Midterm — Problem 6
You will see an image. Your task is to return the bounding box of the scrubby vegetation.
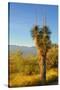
[8,44,58,87]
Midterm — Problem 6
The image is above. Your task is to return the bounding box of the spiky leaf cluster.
[31,25,51,56]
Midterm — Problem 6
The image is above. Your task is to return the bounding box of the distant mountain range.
[8,45,37,56]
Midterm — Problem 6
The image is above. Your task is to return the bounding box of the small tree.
[31,25,51,84]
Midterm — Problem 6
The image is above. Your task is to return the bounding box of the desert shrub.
[46,45,58,69]
[9,51,39,75]
[9,50,23,73]
[19,56,39,75]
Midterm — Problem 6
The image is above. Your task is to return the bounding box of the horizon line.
[9,42,58,48]
[8,44,35,47]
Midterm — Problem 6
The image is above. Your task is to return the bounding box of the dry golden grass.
[9,68,58,87]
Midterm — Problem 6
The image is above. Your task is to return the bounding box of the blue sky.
[9,3,58,46]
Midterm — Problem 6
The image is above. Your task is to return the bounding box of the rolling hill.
[8,45,37,57]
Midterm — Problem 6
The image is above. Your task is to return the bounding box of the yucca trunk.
[37,49,43,80]
[38,50,46,84]
[43,55,46,84]
[34,38,46,84]
[34,38,44,80]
